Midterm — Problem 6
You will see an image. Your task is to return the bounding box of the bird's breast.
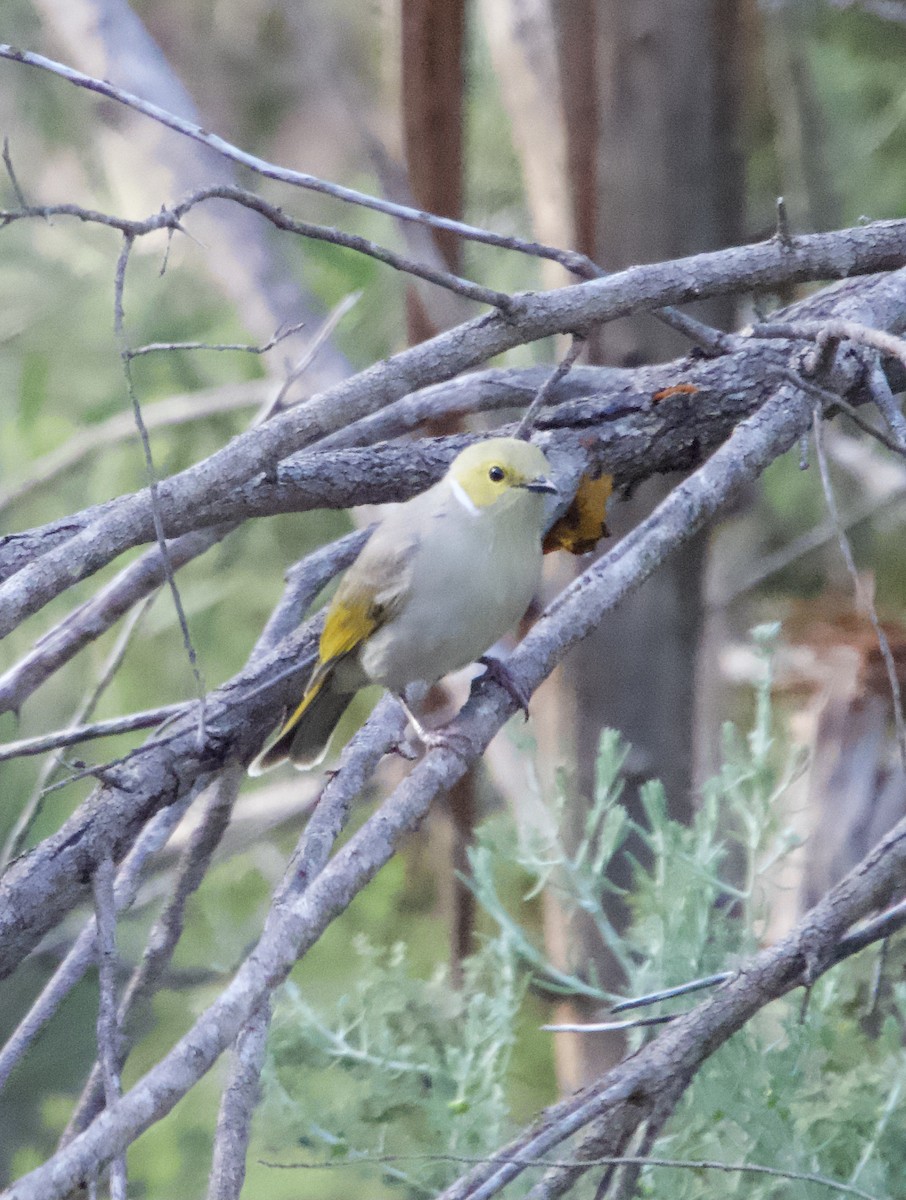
[359,501,543,692]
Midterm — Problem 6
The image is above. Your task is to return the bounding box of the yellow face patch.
[449,437,553,509]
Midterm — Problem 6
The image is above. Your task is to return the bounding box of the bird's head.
[447,437,557,511]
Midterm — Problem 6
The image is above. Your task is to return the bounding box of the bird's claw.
[389,738,419,761]
[419,726,474,760]
[478,654,531,720]
[392,720,473,762]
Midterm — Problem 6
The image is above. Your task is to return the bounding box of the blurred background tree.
[2,0,906,1195]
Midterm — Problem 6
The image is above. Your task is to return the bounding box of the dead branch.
[2,236,906,636]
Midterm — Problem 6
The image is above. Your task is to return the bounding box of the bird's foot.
[416,725,474,760]
[389,738,419,761]
[394,694,473,761]
[478,654,531,720]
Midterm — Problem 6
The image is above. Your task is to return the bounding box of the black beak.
[524,475,558,495]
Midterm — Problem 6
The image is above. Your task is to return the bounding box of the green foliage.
[810,7,906,222]
[263,935,524,1195]
[264,628,905,1197]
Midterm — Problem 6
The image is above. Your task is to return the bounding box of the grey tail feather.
[288,686,354,768]
[249,683,354,774]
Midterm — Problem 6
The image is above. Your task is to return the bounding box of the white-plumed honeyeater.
[249,437,557,773]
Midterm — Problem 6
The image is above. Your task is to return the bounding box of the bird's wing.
[312,520,422,683]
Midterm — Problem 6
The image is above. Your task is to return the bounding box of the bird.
[249,437,557,773]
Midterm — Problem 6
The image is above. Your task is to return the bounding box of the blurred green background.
[3,1,906,1195]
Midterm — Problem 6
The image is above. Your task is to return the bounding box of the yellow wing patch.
[263,594,383,755]
[318,592,382,668]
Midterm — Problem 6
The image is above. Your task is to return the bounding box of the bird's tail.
[249,674,354,774]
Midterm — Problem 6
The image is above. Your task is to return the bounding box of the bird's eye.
[488,465,505,482]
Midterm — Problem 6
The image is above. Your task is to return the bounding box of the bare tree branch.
[3,261,906,981]
[812,408,906,769]
[2,51,906,1191]
[0,45,596,278]
[112,233,208,744]
[0,596,156,867]
[264,1151,880,1200]
[0,791,196,1091]
[436,811,906,1200]
[90,857,127,1200]
[63,768,243,1143]
[19,0,350,382]
[207,998,272,1200]
[0,377,817,1196]
[0,528,230,717]
[0,705,188,762]
[3,236,906,635]
[0,525,363,1094]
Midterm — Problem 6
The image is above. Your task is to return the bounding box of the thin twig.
[713,486,906,607]
[609,972,732,1013]
[775,364,906,456]
[542,1014,676,1034]
[0,181,736,358]
[1,187,513,310]
[0,791,198,1094]
[812,406,906,772]
[832,896,906,960]
[651,306,740,356]
[768,321,906,449]
[113,234,207,746]
[0,703,188,762]
[754,317,906,376]
[256,290,362,423]
[0,47,595,277]
[1,136,28,209]
[261,1151,879,1200]
[570,894,906,1030]
[126,318,307,358]
[867,358,906,449]
[0,595,156,869]
[775,195,794,249]
[91,858,127,1200]
[514,335,587,439]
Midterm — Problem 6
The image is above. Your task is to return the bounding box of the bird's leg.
[394,692,472,760]
[477,654,531,720]
[396,692,433,743]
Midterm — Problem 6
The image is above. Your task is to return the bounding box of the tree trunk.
[557,0,747,1080]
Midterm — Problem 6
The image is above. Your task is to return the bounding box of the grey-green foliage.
[264,934,524,1196]
[264,627,906,1197]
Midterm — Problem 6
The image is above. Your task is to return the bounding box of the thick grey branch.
[2,259,904,982]
[0,380,820,1197]
[207,998,272,1200]
[3,228,906,635]
[63,769,243,1143]
[0,793,196,1092]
